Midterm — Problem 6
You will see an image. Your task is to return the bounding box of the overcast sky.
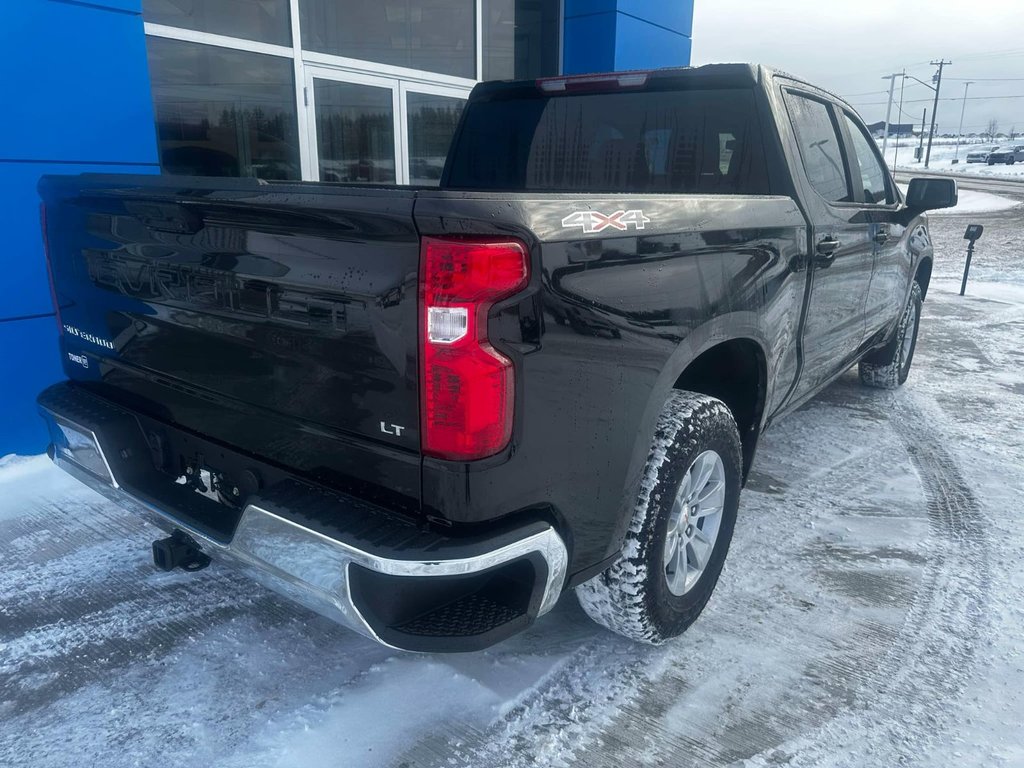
[691,0,1024,135]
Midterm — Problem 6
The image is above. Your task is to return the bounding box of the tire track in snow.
[579,393,991,767]
[396,383,990,768]
[0,492,303,718]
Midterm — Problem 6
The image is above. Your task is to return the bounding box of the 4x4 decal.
[562,209,651,234]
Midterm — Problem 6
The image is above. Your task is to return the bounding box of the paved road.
[1,213,1022,767]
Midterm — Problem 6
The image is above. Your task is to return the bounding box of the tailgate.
[39,175,422,473]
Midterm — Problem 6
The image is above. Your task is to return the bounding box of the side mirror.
[906,177,958,212]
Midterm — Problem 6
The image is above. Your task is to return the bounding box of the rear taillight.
[40,203,63,335]
[420,236,529,461]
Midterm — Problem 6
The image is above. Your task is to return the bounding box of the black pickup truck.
[37,64,956,652]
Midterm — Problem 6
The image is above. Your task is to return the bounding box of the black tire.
[859,281,923,389]
[576,392,742,644]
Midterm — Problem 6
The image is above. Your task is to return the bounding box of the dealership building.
[2,0,694,453]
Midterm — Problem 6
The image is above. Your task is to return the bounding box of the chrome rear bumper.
[39,384,568,652]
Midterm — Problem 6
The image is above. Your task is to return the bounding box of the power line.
[848,94,1024,106]
[838,89,890,98]
[945,77,1024,82]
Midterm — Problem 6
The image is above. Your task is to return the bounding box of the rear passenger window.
[843,113,893,204]
[446,88,772,194]
[786,93,851,203]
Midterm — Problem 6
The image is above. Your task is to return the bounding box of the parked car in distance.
[988,145,1023,165]
[37,64,957,652]
[967,145,999,163]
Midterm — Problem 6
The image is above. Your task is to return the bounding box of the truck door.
[837,109,907,338]
[782,90,876,399]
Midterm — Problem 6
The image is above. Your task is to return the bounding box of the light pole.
[893,70,907,169]
[953,81,973,164]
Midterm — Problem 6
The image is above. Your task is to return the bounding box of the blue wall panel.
[616,0,693,36]
[0,317,66,453]
[0,2,157,163]
[0,1,159,456]
[613,13,693,72]
[563,0,694,74]
[562,12,618,75]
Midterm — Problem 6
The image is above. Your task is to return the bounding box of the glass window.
[300,0,475,79]
[483,0,560,81]
[313,80,396,184]
[407,92,466,185]
[445,88,771,194]
[143,0,291,46]
[786,94,851,203]
[843,113,892,204]
[146,37,300,180]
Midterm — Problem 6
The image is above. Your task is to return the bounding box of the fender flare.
[623,313,773,509]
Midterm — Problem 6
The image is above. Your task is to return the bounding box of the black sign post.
[961,224,984,296]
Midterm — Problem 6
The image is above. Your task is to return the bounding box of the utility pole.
[881,73,903,159]
[918,108,927,163]
[953,81,973,164]
[925,59,952,168]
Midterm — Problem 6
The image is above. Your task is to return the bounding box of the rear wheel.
[859,281,923,389]
[576,392,742,644]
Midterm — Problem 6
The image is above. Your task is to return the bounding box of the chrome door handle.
[816,238,840,261]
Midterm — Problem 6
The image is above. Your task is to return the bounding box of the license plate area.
[174,463,235,508]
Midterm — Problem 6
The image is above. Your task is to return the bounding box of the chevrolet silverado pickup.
[36,64,957,652]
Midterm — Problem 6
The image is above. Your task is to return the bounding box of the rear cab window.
[444,85,772,195]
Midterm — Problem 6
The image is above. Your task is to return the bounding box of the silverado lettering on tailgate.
[84,251,351,333]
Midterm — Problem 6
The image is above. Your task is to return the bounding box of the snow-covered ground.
[1,199,1023,767]
[896,183,1022,216]
[881,138,1024,179]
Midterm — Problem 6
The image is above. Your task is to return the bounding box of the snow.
[2,206,1024,766]
[930,189,1020,215]
[881,137,1024,179]
[895,183,1021,215]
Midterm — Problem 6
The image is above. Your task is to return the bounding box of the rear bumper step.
[37,382,568,652]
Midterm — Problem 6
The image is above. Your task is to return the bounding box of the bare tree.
[986,118,999,138]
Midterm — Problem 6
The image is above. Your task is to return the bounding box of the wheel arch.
[628,320,772,492]
[915,254,933,300]
[671,337,769,480]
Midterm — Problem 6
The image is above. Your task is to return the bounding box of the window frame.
[782,88,857,207]
[144,0,479,183]
[839,109,899,207]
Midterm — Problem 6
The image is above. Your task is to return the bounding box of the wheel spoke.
[678,468,693,503]
[692,454,716,495]
[688,534,712,572]
[667,543,687,593]
[695,480,724,505]
[664,529,679,564]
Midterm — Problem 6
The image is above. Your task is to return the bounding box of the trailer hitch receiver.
[152,530,211,572]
